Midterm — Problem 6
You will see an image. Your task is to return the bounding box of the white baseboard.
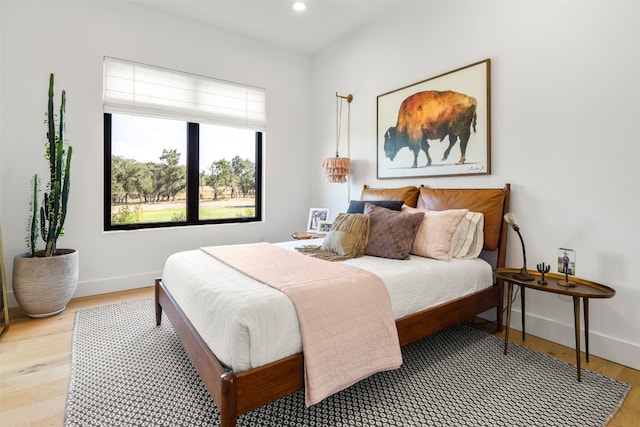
[6,271,160,308]
[73,272,160,297]
[484,308,640,371]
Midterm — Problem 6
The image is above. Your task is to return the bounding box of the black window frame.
[104,113,263,231]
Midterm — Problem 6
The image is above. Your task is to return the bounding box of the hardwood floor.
[1,287,638,426]
[1,287,151,427]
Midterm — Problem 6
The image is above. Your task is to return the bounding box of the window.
[103,57,264,230]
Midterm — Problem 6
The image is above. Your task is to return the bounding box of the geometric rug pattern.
[65,298,630,426]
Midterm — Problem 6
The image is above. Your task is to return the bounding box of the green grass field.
[112,204,255,224]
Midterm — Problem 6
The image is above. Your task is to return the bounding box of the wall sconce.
[322,93,353,183]
[503,212,535,281]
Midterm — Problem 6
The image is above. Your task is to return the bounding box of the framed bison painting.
[377,59,491,178]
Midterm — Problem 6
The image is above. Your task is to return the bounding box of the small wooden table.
[494,268,615,381]
[291,231,324,240]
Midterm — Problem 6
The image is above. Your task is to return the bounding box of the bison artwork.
[384,90,477,168]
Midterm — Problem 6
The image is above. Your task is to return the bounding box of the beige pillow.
[321,213,370,258]
[451,212,485,259]
[403,206,469,261]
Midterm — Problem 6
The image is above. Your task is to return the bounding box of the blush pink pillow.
[403,206,469,261]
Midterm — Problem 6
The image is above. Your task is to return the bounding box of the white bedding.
[161,239,493,372]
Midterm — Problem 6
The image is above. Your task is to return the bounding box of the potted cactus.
[12,73,77,318]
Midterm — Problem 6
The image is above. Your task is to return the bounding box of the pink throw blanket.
[201,242,402,406]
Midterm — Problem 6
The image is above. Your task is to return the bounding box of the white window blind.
[103,57,266,130]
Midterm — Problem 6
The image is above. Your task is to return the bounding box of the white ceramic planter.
[12,249,79,318]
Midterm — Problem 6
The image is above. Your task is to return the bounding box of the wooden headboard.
[361,184,511,268]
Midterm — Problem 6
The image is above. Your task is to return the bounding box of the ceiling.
[131,0,402,54]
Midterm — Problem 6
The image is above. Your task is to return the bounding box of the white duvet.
[161,239,493,372]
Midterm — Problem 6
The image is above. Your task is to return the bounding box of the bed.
[155,184,511,427]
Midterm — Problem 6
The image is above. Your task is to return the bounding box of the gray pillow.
[346,200,404,214]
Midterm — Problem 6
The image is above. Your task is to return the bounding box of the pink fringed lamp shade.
[324,93,353,183]
[322,156,351,183]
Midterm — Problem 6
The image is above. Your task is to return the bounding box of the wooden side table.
[291,231,324,240]
[494,268,615,381]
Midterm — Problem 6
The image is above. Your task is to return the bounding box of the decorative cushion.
[451,212,485,259]
[403,206,469,261]
[346,200,404,214]
[416,186,506,251]
[321,213,370,258]
[361,185,419,208]
[364,203,424,260]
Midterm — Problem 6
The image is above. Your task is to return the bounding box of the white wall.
[0,1,312,300]
[311,1,640,369]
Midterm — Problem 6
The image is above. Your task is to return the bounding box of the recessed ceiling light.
[293,2,306,12]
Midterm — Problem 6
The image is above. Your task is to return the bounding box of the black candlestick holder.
[559,268,577,287]
[536,262,550,285]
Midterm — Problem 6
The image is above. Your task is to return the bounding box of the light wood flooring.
[1,287,638,426]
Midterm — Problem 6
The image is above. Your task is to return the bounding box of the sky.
[111,114,256,171]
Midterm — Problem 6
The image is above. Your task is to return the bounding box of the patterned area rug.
[65,298,630,426]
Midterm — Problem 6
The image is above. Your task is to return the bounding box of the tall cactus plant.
[28,73,72,257]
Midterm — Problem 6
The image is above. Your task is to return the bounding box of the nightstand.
[494,268,615,381]
[291,231,324,240]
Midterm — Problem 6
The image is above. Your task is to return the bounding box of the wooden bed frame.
[155,184,511,427]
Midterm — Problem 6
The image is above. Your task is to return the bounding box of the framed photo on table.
[307,208,330,233]
[317,220,333,234]
[377,59,491,179]
[558,248,576,275]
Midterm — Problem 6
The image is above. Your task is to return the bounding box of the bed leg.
[154,278,163,326]
[219,409,237,427]
[219,372,238,427]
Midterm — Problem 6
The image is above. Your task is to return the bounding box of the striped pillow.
[451,212,485,259]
